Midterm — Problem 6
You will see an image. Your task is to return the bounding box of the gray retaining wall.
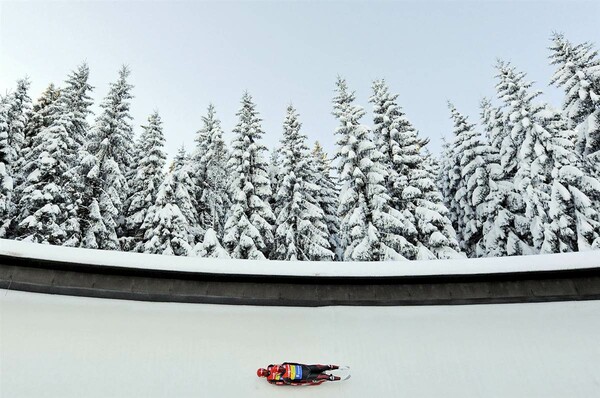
[1,254,600,306]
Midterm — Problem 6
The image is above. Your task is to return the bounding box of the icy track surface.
[2,290,600,397]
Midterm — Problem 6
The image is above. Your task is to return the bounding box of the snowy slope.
[2,289,599,398]
[1,238,599,278]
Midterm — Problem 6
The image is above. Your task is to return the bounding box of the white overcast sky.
[1,1,599,163]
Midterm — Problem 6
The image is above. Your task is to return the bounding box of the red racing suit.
[266,363,334,386]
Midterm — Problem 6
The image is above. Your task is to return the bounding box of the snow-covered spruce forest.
[1,33,599,261]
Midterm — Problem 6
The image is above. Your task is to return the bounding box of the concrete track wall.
[2,253,600,306]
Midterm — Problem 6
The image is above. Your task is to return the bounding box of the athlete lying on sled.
[256,363,342,386]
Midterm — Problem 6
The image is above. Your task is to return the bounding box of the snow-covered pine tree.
[422,150,449,215]
[12,83,58,204]
[370,79,416,203]
[192,104,230,239]
[446,102,489,256]
[120,135,144,238]
[173,158,202,243]
[333,77,412,261]
[480,97,508,152]
[60,63,95,247]
[172,144,190,172]
[437,138,455,220]
[479,90,535,257]
[82,198,108,250]
[167,145,203,242]
[444,106,470,250]
[267,149,284,215]
[273,105,333,261]
[542,111,600,252]
[8,84,59,240]
[190,109,210,231]
[494,60,600,253]
[422,148,440,178]
[477,98,533,257]
[416,148,463,259]
[194,228,230,258]
[0,98,12,237]
[223,92,275,260]
[4,78,32,171]
[370,80,460,259]
[137,160,199,254]
[20,84,60,167]
[94,65,135,200]
[312,141,341,260]
[0,78,33,237]
[121,111,167,251]
[13,85,77,244]
[78,156,123,250]
[140,171,194,256]
[62,63,94,149]
[495,61,557,252]
[78,67,133,250]
[549,33,600,174]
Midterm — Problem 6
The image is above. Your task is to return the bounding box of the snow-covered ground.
[2,238,599,277]
[2,289,600,398]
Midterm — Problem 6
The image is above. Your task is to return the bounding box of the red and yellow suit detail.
[267,364,322,386]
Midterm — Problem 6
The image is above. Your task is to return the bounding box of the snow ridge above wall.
[1,238,599,278]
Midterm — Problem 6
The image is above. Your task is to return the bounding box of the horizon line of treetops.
[1,32,599,261]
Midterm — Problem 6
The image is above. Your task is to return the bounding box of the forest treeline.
[1,33,599,261]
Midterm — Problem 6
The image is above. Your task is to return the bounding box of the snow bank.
[2,238,599,277]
